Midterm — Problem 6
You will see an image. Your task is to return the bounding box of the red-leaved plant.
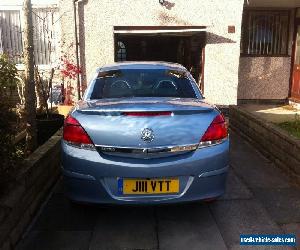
[59,42,82,105]
[60,59,81,80]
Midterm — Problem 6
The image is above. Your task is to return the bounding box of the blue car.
[61,62,229,204]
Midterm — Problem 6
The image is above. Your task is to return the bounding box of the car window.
[89,69,197,99]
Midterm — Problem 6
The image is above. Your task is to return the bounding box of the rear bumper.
[63,166,228,204]
[61,140,229,204]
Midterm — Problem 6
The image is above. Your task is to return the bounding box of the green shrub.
[0,54,19,96]
[0,54,23,192]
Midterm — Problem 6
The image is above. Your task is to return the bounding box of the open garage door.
[114,26,206,91]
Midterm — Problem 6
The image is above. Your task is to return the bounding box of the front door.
[291,20,300,100]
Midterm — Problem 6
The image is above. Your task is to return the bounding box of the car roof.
[97,61,187,72]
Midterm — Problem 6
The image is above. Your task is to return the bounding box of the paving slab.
[230,133,291,188]
[156,203,227,250]
[89,206,157,250]
[33,193,98,231]
[281,223,300,249]
[17,231,91,250]
[252,188,300,225]
[53,178,64,194]
[209,199,285,250]
[220,169,253,201]
[229,244,294,250]
[16,131,299,250]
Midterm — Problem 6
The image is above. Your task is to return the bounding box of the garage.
[114,26,207,91]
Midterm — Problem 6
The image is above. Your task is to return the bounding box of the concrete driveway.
[17,133,300,250]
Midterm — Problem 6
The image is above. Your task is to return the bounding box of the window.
[116,41,126,61]
[90,69,197,99]
[241,10,289,56]
[31,8,61,65]
[0,7,60,65]
[0,10,23,63]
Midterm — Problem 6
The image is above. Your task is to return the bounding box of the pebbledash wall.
[238,57,291,100]
[59,0,244,105]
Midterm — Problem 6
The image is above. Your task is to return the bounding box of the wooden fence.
[0,7,60,65]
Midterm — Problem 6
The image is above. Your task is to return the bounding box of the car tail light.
[199,114,228,147]
[63,115,94,149]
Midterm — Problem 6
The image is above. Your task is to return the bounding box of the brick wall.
[230,106,300,185]
[0,131,61,250]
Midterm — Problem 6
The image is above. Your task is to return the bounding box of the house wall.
[238,57,291,100]
[238,9,295,101]
[59,0,244,105]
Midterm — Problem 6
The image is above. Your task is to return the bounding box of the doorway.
[291,12,300,101]
[114,29,206,90]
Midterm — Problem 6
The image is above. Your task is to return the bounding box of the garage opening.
[114,26,206,91]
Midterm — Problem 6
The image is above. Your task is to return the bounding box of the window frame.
[241,8,291,57]
[0,5,60,67]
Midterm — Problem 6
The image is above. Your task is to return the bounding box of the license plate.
[118,178,179,195]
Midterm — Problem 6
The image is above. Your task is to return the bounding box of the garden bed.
[277,119,300,139]
[0,130,62,249]
[230,106,300,186]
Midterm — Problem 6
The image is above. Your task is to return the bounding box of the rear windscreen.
[89,69,197,99]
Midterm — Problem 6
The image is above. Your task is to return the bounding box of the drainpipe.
[73,0,81,100]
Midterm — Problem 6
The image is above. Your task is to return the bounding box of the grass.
[277,115,300,139]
